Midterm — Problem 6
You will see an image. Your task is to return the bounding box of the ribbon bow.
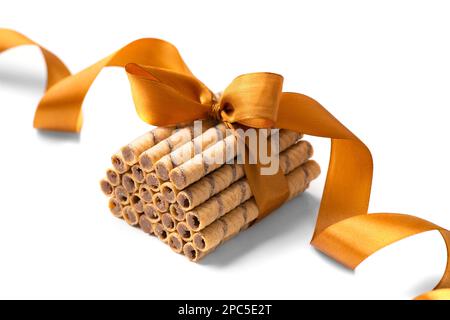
[1,29,449,300]
[126,63,283,129]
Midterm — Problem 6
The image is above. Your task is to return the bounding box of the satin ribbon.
[1,28,449,300]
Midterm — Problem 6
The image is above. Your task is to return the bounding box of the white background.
[1,0,449,300]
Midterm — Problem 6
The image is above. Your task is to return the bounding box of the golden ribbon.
[1,29,449,300]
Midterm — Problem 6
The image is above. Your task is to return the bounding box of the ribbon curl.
[1,28,449,299]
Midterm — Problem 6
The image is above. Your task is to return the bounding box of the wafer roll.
[106,169,121,186]
[139,184,153,203]
[161,213,177,232]
[168,233,185,253]
[154,223,168,242]
[169,134,237,190]
[160,182,178,204]
[131,165,145,183]
[145,172,162,192]
[176,164,244,211]
[176,222,193,241]
[186,179,252,231]
[100,179,114,196]
[143,203,161,223]
[122,173,138,194]
[130,194,144,213]
[111,153,129,174]
[185,140,313,231]
[114,186,129,205]
[153,193,169,212]
[169,203,186,221]
[122,206,140,226]
[183,242,211,262]
[139,215,154,234]
[154,123,229,180]
[139,121,214,172]
[170,130,301,191]
[108,197,123,218]
[192,160,321,254]
[121,127,175,165]
[176,132,303,210]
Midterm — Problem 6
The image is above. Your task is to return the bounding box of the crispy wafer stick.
[139,184,153,203]
[131,165,146,183]
[185,140,314,231]
[114,186,129,205]
[139,121,215,172]
[122,206,140,226]
[183,242,211,262]
[154,223,168,242]
[176,138,306,211]
[111,153,129,174]
[143,203,161,223]
[169,134,237,190]
[139,215,154,234]
[168,233,185,253]
[154,123,229,180]
[186,179,252,231]
[153,193,169,212]
[169,203,186,221]
[121,127,175,165]
[130,194,144,213]
[191,160,321,254]
[100,179,114,196]
[161,213,177,232]
[176,222,193,241]
[106,169,121,186]
[108,198,123,218]
[160,182,178,203]
[122,173,139,194]
[176,164,244,211]
[169,130,301,191]
[145,172,162,192]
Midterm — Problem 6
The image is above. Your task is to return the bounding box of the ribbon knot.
[208,94,223,122]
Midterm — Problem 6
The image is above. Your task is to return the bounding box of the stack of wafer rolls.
[100,121,320,261]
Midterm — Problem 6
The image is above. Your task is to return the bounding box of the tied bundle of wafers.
[100,121,320,261]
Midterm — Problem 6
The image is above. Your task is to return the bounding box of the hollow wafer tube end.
[100,179,114,196]
[139,215,154,234]
[168,233,184,253]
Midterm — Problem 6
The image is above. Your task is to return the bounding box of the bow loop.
[220,72,284,128]
[126,65,284,129]
[125,63,214,126]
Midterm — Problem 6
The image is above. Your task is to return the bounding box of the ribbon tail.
[0,28,71,90]
[277,92,450,299]
[1,29,194,132]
